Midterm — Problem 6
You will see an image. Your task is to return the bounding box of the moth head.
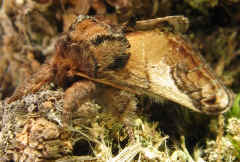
[62,15,130,78]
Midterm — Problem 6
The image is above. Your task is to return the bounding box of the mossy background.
[0,0,240,161]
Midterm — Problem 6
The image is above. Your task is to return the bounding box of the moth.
[7,15,234,124]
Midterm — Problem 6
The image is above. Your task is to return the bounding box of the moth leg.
[63,81,96,127]
[7,64,54,103]
[135,16,189,33]
[96,87,138,141]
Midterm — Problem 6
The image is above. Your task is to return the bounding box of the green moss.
[227,135,240,159]
[226,93,240,118]
[184,0,218,14]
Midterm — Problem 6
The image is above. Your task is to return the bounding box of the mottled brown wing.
[65,16,234,114]
[77,28,233,114]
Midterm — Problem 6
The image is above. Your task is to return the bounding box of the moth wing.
[76,19,233,114]
[134,16,189,33]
